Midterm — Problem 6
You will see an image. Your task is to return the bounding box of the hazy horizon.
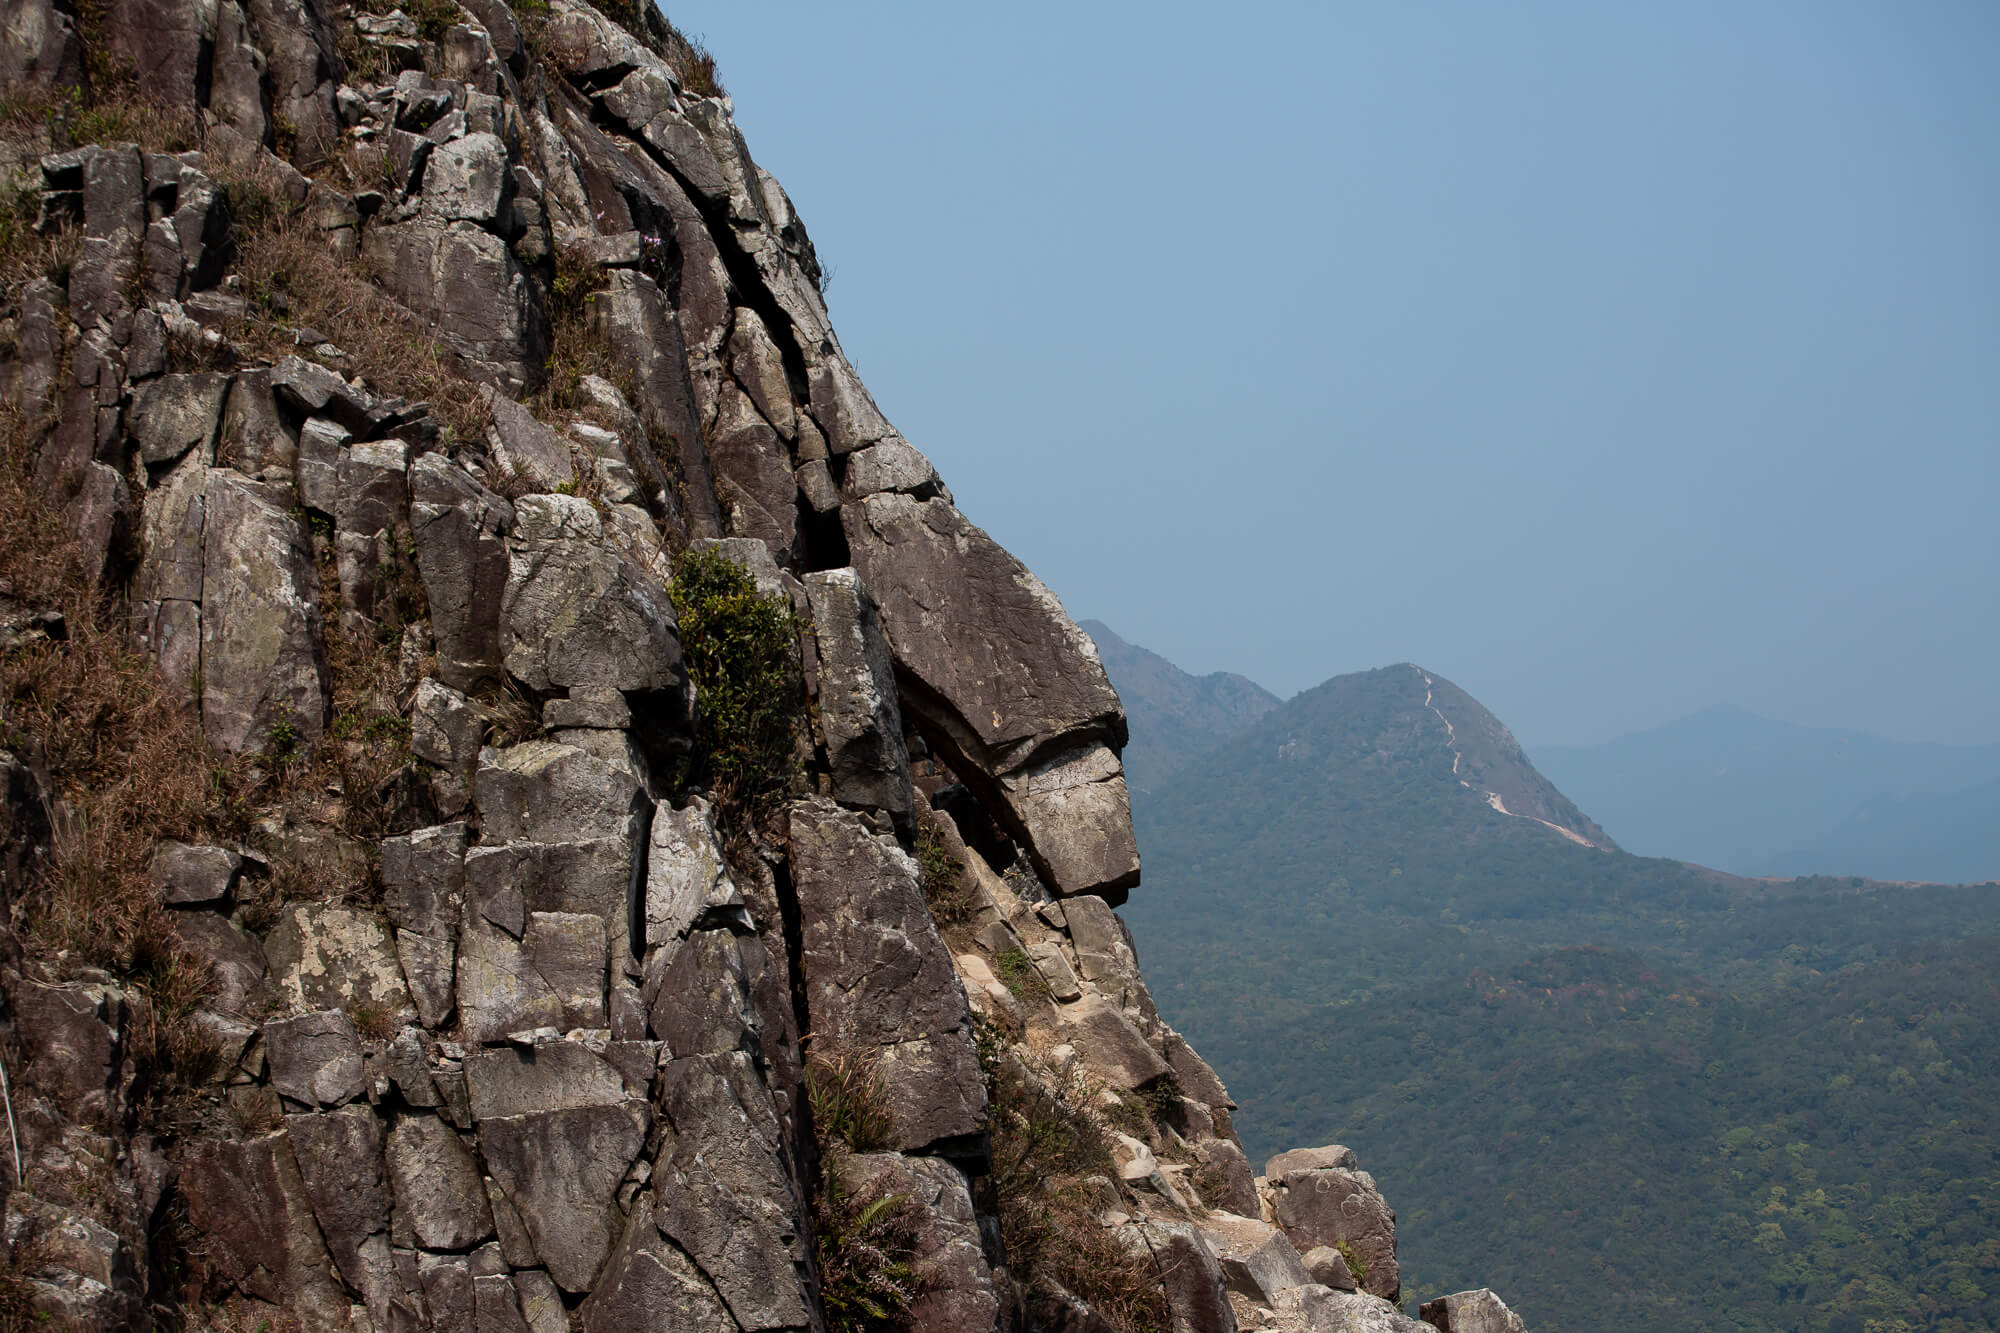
[668,1,1999,749]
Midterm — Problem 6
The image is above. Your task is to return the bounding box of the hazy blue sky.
[666,2,1998,747]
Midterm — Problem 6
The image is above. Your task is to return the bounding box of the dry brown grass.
[0,405,250,1124]
[979,1026,1173,1333]
[210,152,491,444]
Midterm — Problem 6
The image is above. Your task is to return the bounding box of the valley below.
[1096,633,2000,1333]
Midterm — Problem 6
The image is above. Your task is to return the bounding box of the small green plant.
[813,1168,924,1333]
[667,546,804,804]
[993,947,1048,1002]
[264,718,302,765]
[914,816,969,926]
[1336,1239,1369,1286]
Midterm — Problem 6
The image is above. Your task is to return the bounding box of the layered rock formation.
[0,2,1527,1330]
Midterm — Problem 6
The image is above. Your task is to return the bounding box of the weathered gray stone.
[171,912,268,1019]
[420,1252,476,1331]
[479,1101,648,1293]
[0,0,83,90]
[15,982,124,1126]
[525,911,609,1030]
[421,131,509,223]
[1025,940,1084,1002]
[386,1026,440,1108]
[1201,1213,1313,1307]
[1193,1138,1262,1219]
[1121,1217,1237,1333]
[579,1200,736,1333]
[789,799,984,1150]
[264,1010,366,1107]
[458,919,567,1043]
[487,389,577,490]
[707,381,797,560]
[219,368,297,477]
[1266,1145,1358,1177]
[1267,1155,1401,1304]
[335,437,412,626]
[364,217,548,393]
[1418,1289,1529,1333]
[149,840,242,906]
[295,415,349,516]
[588,269,717,536]
[804,569,913,820]
[387,1113,495,1251]
[843,437,947,501]
[265,904,417,1025]
[287,1105,393,1313]
[502,495,687,706]
[1061,892,1157,1021]
[645,927,762,1059]
[543,686,631,731]
[463,1041,635,1121]
[412,678,485,813]
[642,796,747,953]
[1301,1246,1359,1293]
[1057,994,1169,1091]
[128,373,229,467]
[842,493,1137,898]
[476,740,648,845]
[410,453,514,689]
[1,1192,144,1329]
[198,471,328,755]
[653,1052,814,1331]
[1276,1285,1428,1333]
[181,1129,350,1324]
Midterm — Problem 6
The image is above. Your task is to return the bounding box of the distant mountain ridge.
[1079,620,1280,792]
[1101,630,2000,1330]
[1533,704,2000,882]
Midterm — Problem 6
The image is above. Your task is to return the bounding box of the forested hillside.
[1114,657,2000,1332]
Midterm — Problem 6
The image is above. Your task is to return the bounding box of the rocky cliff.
[0,4,1527,1330]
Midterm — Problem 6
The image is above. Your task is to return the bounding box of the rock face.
[0,5,1535,1331]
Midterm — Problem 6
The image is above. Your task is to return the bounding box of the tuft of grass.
[914,816,970,928]
[666,546,804,807]
[0,405,254,1124]
[993,947,1049,1003]
[805,1048,894,1154]
[211,151,490,444]
[976,1026,1170,1333]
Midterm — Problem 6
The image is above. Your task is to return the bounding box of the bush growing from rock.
[667,546,802,804]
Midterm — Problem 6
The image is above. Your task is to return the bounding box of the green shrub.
[666,547,803,804]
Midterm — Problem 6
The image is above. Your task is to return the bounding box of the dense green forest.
[1118,663,2000,1332]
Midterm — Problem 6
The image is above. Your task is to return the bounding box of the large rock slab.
[501,494,687,708]
[1418,1290,1529,1333]
[479,1101,648,1293]
[387,1113,495,1251]
[263,1010,365,1108]
[410,453,514,691]
[363,217,548,393]
[787,799,984,1150]
[842,493,1138,898]
[652,1052,814,1332]
[1265,1154,1402,1304]
[264,904,416,1026]
[803,569,912,820]
[198,471,328,754]
[180,1130,350,1325]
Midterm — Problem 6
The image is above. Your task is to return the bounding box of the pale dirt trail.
[1418,665,1602,850]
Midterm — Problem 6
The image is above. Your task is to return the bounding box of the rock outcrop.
[0,4,1532,1331]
